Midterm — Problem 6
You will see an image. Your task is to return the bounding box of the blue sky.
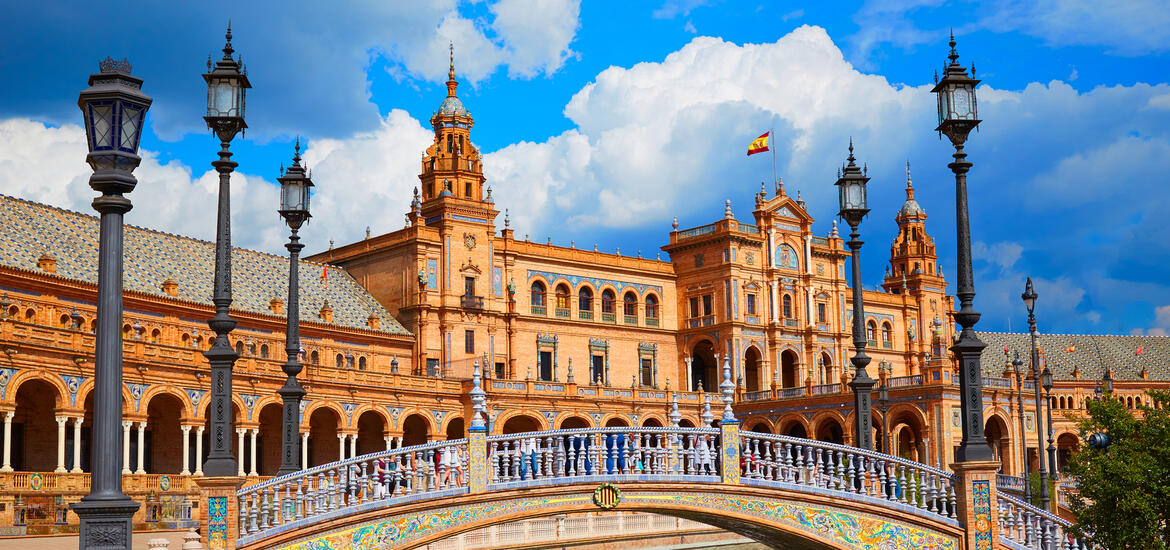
[2,0,1169,337]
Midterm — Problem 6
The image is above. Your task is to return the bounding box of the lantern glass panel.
[936,90,949,126]
[844,181,865,211]
[89,103,114,150]
[118,104,142,152]
[208,78,239,118]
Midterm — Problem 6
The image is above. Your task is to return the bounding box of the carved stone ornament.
[464,232,477,250]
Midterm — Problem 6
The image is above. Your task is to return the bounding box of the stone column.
[135,421,147,474]
[54,416,68,473]
[952,460,1001,550]
[248,429,258,476]
[180,425,192,476]
[301,432,309,470]
[194,426,205,476]
[0,412,13,472]
[122,421,132,475]
[337,433,346,462]
[349,434,357,459]
[71,417,83,473]
[769,282,779,323]
[384,436,392,451]
[235,429,246,477]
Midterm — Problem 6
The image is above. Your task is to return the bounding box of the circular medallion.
[593,483,621,510]
[29,473,42,491]
[159,474,171,491]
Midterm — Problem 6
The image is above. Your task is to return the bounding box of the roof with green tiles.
[0,194,410,336]
[979,332,1169,382]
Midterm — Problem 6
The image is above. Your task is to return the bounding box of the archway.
[678,419,696,428]
[984,415,1010,473]
[818,352,833,385]
[814,418,844,445]
[401,414,431,447]
[884,409,926,462]
[781,349,799,388]
[1056,433,1078,473]
[357,411,386,455]
[558,416,590,430]
[501,415,542,435]
[445,418,465,441]
[309,407,341,467]
[256,404,283,476]
[748,421,772,434]
[690,340,716,392]
[145,393,185,474]
[780,420,807,439]
[604,417,630,428]
[12,379,62,472]
[744,347,762,392]
[642,418,663,428]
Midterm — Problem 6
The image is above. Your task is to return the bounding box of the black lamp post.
[276,140,313,475]
[931,33,992,463]
[1022,277,1049,508]
[836,140,874,451]
[1011,350,1031,502]
[202,25,251,477]
[1041,366,1056,478]
[71,57,152,550]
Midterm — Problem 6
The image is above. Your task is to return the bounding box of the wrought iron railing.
[886,374,924,387]
[676,223,717,240]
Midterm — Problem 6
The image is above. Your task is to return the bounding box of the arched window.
[150,328,161,343]
[310,350,319,365]
[866,321,877,343]
[122,324,132,339]
[782,295,792,318]
[645,294,659,325]
[601,289,616,321]
[24,308,35,321]
[358,356,367,370]
[235,341,245,355]
[881,322,892,347]
[531,281,546,313]
[260,344,269,359]
[623,291,638,321]
[181,333,191,346]
[336,353,345,369]
[555,284,570,312]
[579,287,594,316]
[59,314,70,328]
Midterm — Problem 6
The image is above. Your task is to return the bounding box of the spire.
[292,136,302,165]
[724,199,733,219]
[222,21,234,60]
[906,160,914,199]
[446,42,459,98]
[948,29,960,65]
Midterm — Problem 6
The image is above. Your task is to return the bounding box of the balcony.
[555,307,570,318]
[579,310,594,320]
[784,319,798,328]
[646,317,659,327]
[624,315,638,325]
[531,305,547,315]
[686,316,715,328]
[601,312,616,322]
[461,294,484,309]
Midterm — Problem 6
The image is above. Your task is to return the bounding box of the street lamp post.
[878,379,890,454]
[71,57,152,550]
[1022,277,1049,508]
[1041,366,1056,480]
[202,25,251,477]
[1011,351,1031,503]
[931,33,992,463]
[276,140,313,475]
[836,140,874,451]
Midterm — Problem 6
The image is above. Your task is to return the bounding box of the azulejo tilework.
[207,496,229,550]
[971,480,992,550]
[270,488,956,550]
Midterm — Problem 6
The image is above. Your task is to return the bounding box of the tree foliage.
[1066,390,1170,549]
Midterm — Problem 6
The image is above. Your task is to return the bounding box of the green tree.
[1066,389,1170,549]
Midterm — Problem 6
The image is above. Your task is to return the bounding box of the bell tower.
[883,162,941,294]
[416,44,493,226]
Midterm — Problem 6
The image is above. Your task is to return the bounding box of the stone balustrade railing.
[235,438,470,543]
[740,432,958,523]
[997,493,1093,549]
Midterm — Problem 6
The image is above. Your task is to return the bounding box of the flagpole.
[770,128,777,191]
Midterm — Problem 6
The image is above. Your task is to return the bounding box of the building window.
[645,294,659,326]
[358,356,367,370]
[555,284,570,317]
[601,289,616,321]
[531,281,546,314]
[259,344,269,359]
[881,322,893,348]
[335,353,344,369]
[623,291,638,323]
[640,358,654,386]
[464,181,472,198]
[702,295,713,316]
[817,303,827,324]
[689,297,699,318]
[539,350,553,381]
[465,329,475,353]
[495,362,506,379]
[746,294,756,315]
[310,350,319,365]
[579,287,594,319]
[782,295,792,318]
[866,320,877,344]
[591,355,605,384]
[236,341,246,355]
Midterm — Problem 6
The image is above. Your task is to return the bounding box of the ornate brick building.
[0,58,1166,535]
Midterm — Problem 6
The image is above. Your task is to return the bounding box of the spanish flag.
[747,131,770,156]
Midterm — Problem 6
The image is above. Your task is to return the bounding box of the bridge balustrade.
[740,433,958,521]
[997,493,1092,549]
[486,427,721,485]
[235,439,470,539]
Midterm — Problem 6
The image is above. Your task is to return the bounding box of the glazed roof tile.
[0,194,409,336]
[979,331,1169,382]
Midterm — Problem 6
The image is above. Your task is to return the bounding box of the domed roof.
[899,198,925,217]
[438,96,467,116]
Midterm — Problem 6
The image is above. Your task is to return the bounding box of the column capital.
[122,420,132,429]
[3,411,12,421]
[249,428,258,435]
[72,416,85,425]
[137,420,148,429]
[56,416,68,425]
[196,425,206,434]
[181,424,192,433]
